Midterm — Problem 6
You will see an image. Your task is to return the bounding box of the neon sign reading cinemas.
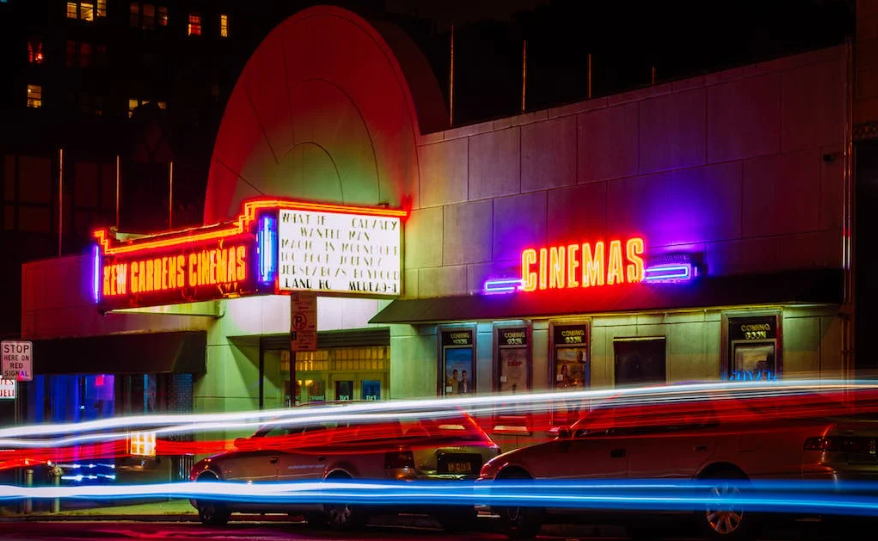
[520,237,645,292]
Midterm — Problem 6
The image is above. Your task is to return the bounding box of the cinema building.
[16,6,852,476]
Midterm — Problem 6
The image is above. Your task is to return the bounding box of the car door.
[532,405,628,480]
[220,428,282,483]
[625,401,719,479]
[276,422,334,482]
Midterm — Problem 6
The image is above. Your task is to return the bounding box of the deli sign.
[2,340,32,382]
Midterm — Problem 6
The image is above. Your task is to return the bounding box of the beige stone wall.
[389,305,844,415]
[406,45,847,300]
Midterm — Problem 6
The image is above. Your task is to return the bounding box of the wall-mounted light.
[642,262,697,283]
[92,244,101,304]
[483,278,523,294]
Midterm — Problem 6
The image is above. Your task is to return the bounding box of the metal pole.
[521,39,527,114]
[449,25,454,127]
[58,148,63,256]
[843,36,855,385]
[24,469,33,514]
[115,155,120,229]
[51,465,61,513]
[587,53,592,99]
[168,161,174,229]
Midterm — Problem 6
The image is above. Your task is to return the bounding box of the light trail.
[2,379,876,450]
[1,479,878,517]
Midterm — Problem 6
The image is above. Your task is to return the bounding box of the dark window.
[613,337,666,387]
[143,4,155,29]
[80,42,92,67]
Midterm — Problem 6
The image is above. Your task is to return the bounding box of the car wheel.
[496,470,543,540]
[195,473,230,526]
[322,474,368,531]
[699,469,755,540]
[323,502,368,531]
[435,505,478,532]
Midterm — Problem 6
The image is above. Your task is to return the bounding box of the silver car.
[189,403,500,531]
[478,385,878,540]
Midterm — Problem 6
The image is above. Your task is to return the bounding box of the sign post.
[289,292,317,407]
[2,340,33,382]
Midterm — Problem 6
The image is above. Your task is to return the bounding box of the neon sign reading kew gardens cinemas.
[93,198,408,312]
[520,237,644,291]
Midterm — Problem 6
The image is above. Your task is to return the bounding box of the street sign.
[1,340,33,382]
[290,292,317,351]
[0,378,15,400]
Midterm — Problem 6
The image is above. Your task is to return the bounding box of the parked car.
[478,385,878,540]
[189,402,500,531]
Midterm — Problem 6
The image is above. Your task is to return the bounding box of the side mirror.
[549,426,571,439]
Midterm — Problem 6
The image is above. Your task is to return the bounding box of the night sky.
[375,0,856,125]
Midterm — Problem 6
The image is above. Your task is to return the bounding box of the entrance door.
[613,337,667,387]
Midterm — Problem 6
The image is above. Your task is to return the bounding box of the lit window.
[28,39,44,64]
[187,14,201,36]
[143,4,155,29]
[97,0,106,18]
[94,96,104,116]
[68,2,95,22]
[128,98,139,118]
[158,6,168,26]
[129,2,139,27]
[158,101,167,110]
[220,14,229,38]
[80,2,94,21]
[27,85,42,108]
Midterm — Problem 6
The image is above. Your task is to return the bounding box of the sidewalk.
[0,499,198,522]
[0,501,629,538]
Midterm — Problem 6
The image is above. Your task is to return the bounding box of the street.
[0,516,864,541]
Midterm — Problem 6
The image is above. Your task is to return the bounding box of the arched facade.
[204,5,447,224]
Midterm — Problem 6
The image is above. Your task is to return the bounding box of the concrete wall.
[406,45,847,299]
[21,254,211,339]
[391,305,843,451]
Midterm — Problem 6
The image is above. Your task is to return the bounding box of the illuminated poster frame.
[437,325,477,397]
[721,310,783,381]
[548,320,590,426]
[93,198,408,313]
[491,322,532,436]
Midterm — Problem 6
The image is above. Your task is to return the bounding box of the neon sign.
[93,198,408,312]
[520,238,645,292]
[483,240,702,294]
[643,262,697,283]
